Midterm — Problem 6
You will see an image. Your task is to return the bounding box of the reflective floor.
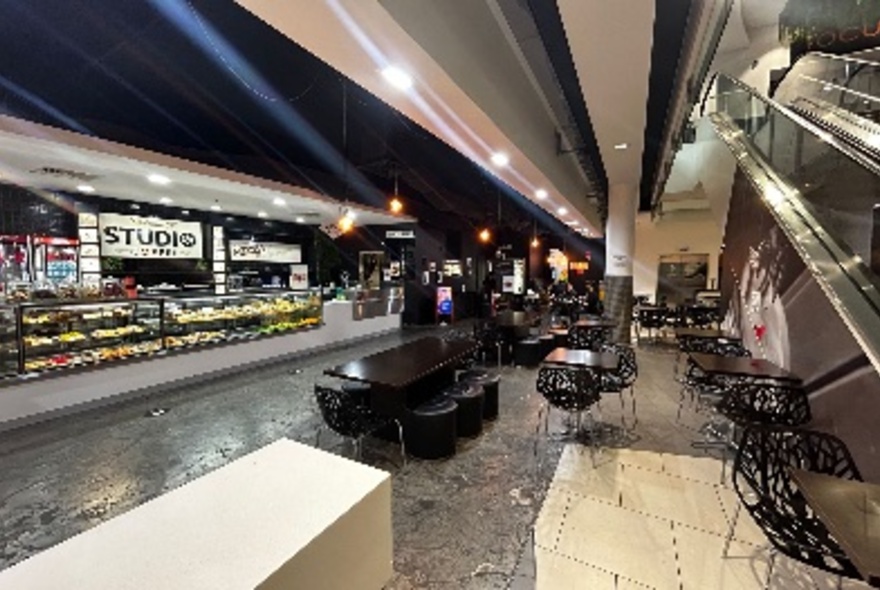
[0,330,872,589]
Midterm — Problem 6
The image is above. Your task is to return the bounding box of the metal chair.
[599,342,638,430]
[314,384,405,465]
[725,425,863,586]
[534,365,602,466]
[568,325,608,351]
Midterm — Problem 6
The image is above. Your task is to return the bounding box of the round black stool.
[514,339,542,367]
[446,383,485,437]
[538,334,555,358]
[341,381,371,406]
[405,397,458,460]
[551,330,568,349]
[459,369,500,421]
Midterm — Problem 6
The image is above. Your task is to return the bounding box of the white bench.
[0,439,393,589]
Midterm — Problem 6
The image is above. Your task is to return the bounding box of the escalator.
[707,52,880,373]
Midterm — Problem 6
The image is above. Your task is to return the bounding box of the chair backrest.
[537,365,601,411]
[734,425,862,576]
[601,343,638,387]
[718,382,811,427]
[314,384,383,439]
[568,325,607,351]
[708,338,751,357]
[639,308,666,328]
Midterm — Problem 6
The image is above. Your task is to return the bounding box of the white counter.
[0,439,393,590]
[0,301,400,430]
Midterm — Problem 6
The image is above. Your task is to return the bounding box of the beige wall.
[633,210,724,300]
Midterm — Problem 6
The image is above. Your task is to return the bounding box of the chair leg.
[722,500,741,558]
[315,425,323,450]
[393,419,407,468]
[534,403,547,471]
[765,548,777,590]
[354,436,363,461]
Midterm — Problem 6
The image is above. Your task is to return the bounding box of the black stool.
[446,383,485,438]
[551,330,568,350]
[405,397,458,460]
[538,334,555,358]
[460,370,500,421]
[341,381,371,405]
[514,339,542,368]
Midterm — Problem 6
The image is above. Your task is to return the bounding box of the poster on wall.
[289,264,309,290]
[436,286,453,317]
[229,240,301,264]
[99,213,203,259]
[359,251,384,290]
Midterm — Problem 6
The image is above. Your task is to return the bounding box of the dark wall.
[722,169,880,481]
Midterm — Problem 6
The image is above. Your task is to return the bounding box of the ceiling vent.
[30,167,99,182]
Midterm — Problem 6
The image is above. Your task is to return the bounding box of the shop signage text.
[385,230,415,239]
[229,240,302,264]
[99,213,203,259]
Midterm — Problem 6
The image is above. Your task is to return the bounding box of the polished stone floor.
[0,331,871,589]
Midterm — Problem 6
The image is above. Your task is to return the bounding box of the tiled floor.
[0,331,874,589]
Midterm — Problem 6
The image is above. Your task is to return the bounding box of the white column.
[604,184,637,342]
[605,184,637,277]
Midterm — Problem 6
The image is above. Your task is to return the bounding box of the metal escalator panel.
[711,74,880,372]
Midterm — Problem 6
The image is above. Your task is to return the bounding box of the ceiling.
[0,115,409,226]
[0,0,713,242]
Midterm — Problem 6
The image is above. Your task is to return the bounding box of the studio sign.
[99,213,203,259]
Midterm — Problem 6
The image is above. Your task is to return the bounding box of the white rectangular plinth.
[0,439,393,590]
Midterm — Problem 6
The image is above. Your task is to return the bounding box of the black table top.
[542,348,619,371]
[494,311,534,327]
[675,328,740,340]
[325,337,477,389]
[689,352,801,383]
[791,469,880,586]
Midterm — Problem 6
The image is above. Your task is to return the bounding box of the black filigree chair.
[599,343,638,430]
[568,325,608,351]
[534,365,602,463]
[637,307,666,343]
[474,322,503,367]
[314,384,405,465]
[726,425,863,585]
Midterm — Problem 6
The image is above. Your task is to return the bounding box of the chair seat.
[446,383,484,437]
[406,397,458,460]
[413,396,458,416]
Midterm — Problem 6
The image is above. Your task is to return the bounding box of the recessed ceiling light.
[345,210,356,220]
[381,66,413,91]
[76,184,95,193]
[210,204,222,212]
[159,196,173,205]
[273,197,286,207]
[568,220,580,226]
[295,216,305,224]
[535,189,548,200]
[181,209,190,215]
[557,207,568,215]
[614,143,629,151]
[257,211,268,218]
[130,203,141,210]
[490,152,510,167]
[147,173,171,186]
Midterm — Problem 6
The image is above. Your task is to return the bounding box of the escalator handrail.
[716,73,880,179]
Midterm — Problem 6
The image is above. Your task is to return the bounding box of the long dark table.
[324,337,477,417]
[542,348,619,371]
[791,469,880,587]
[689,352,801,384]
[674,328,740,341]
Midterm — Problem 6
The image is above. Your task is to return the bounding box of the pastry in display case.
[162,289,322,347]
[0,306,18,379]
[20,299,163,374]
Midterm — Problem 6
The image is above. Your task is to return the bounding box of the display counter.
[0,290,402,430]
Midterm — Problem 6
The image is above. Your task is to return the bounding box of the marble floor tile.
[662,452,727,486]
[620,466,731,537]
[715,485,771,547]
[555,495,679,590]
[675,523,770,589]
[548,445,623,504]
[534,546,616,590]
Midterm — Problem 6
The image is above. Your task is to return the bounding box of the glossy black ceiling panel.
[639,0,695,211]
[0,0,589,242]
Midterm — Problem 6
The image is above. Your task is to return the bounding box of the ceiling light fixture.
[490,152,509,167]
[147,173,171,186]
[613,143,629,151]
[210,204,222,212]
[159,196,173,205]
[345,210,356,220]
[257,211,268,218]
[295,216,305,224]
[557,207,568,215]
[389,197,403,214]
[76,184,95,194]
[479,228,491,243]
[531,237,540,248]
[535,189,548,200]
[130,203,141,210]
[273,197,286,207]
[381,66,413,91]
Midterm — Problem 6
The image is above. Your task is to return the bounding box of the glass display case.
[19,299,163,374]
[162,290,322,350]
[0,306,18,378]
